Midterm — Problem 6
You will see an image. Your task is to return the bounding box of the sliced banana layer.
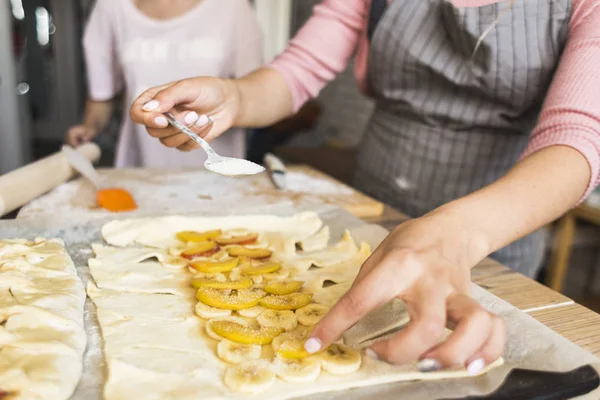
[217,339,262,364]
[259,293,313,310]
[296,303,329,326]
[195,301,232,319]
[205,316,250,340]
[237,305,266,318]
[224,360,276,394]
[196,287,266,310]
[275,356,322,383]
[210,320,283,345]
[264,280,304,295]
[257,309,298,332]
[319,344,362,375]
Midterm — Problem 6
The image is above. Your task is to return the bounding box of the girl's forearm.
[82,99,114,134]
[430,145,590,267]
[232,68,295,128]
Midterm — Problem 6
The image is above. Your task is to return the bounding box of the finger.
[144,111,201,138]
[132,80,205,125]
[464,316,506,375]
[370,280,447,365]
[130,82,175,124]
[419,293,494,369]
[160,133,191,148]
[306,251,417,354]
[177,140,200,152]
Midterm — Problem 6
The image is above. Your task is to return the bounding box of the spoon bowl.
[163,112,265,177]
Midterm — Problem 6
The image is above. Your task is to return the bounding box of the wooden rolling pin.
[0,143,101,217]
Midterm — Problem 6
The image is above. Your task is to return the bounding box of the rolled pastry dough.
[0,238,86,400]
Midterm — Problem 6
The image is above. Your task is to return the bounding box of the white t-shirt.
[83,0,264,167]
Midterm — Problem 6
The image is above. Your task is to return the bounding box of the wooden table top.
[365,206,600,357]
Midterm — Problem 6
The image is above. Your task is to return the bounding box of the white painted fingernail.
[154,116,168,127]
[365,349,379,360]
[417,358,441,372]
[195,114,210,128]
[304,338,322,354]
[467,358,485,376]
[184,111,199,125]
[142,100,160,111]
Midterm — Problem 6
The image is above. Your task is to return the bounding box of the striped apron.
[354,0,571,277]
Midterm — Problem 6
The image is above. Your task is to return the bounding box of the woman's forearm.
[232,68,295,128]
[430,145,590,267]
[82,99,114,134]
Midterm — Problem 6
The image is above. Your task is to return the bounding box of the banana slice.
[271,331,316,359]
[224,360,276,394]
[196,287,266,310]
[210,320,283,345]
[264,280,303,295]
[190,258,239,273]
[205,316,250,340]
[275,356,322,383]
[241,262,281,275]
[259,293,313,310]
[318,344,362,375]
[251,274,264,284]
[263,268,291,281]
[296,303,330,326]
[227,247,272,259]
[257,309,298,332]
[192,276,253,290]
[237,305,266,318]
[195,301,232,319]
[217,339,262,364]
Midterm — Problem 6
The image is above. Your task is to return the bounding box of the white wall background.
[253,0,292,62]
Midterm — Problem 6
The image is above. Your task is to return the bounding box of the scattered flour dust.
[18,168,354,221]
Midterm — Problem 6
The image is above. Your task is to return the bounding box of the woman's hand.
[305,210,506,374]
[130,77,241,152]
[66,125,97,147]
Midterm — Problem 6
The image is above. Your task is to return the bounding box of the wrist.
[225,78,245,127]
[425,201,492,269]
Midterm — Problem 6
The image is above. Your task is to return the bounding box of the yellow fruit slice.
[241,262,281,276]
[197,288,266,310]
[190,258,239,273]
[264,280,303,295]
[211,320,283,345]
[272,329,322,359]
[176,230,222,242]
[227,247,272,259]
[181,241,219,259]
[191,277,253,290]
[216,233,259,246]
[259,293,313,310]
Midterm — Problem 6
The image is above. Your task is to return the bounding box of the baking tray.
[1,204,599,400]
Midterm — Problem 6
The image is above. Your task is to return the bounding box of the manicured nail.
[417,358,441,372]
[184,111,199,125]
[195,114,210,128]
[304,338,322,354]
[365,349,379,360]
[142,100,160,111]
[467,358,485,376]
[154,116,168,127]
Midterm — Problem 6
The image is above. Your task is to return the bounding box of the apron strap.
[367,0,388,42]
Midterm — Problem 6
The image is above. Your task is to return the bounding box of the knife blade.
[264,153,286,190]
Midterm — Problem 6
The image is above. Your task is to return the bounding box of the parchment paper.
[1,204,598,400]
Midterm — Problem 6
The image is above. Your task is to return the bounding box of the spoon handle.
[163,112,215,155]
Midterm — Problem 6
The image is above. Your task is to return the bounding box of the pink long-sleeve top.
[269,0,600,201]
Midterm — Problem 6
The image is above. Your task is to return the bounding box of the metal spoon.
[162,112,265,177]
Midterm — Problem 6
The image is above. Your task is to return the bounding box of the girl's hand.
[305,211,506,374]
[130,77,241,152]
